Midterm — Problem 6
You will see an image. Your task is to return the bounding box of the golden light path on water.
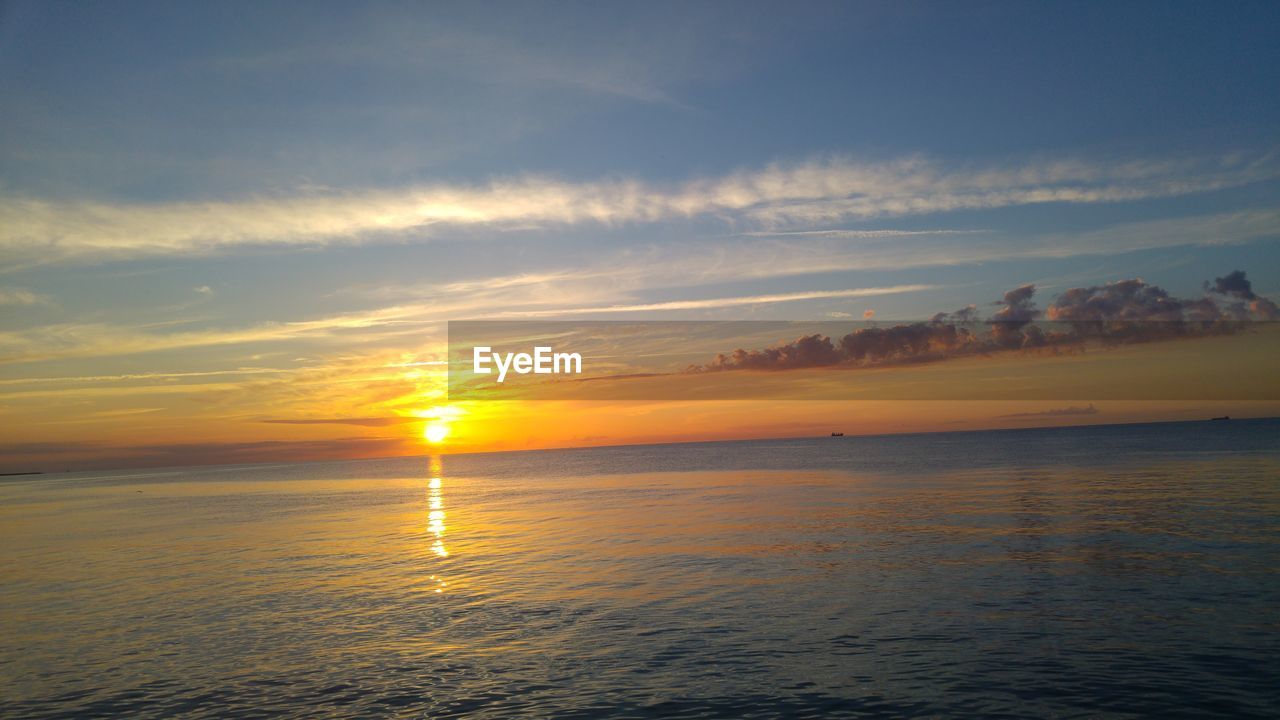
[427,456,449,594]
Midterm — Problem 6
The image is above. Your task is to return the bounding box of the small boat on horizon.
[830,432,844,437]
[1210,415,1230,421]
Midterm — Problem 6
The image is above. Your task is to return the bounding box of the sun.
[424,421,450,444]
[414,405,462,445]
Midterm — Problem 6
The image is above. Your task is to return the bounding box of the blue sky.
[1,1,1279,464]
[4,2,1279,196]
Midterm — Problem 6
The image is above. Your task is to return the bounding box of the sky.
[2,1,1279,470]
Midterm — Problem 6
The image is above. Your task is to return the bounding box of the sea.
[2,419,1278,718]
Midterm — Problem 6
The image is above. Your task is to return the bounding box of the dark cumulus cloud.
[702,332,843,371]
[691,270,1275,372]
[1209,270,1256,300]
[1204,269,1280,320]
[991,284,1040,346]
[993,284,1038,324]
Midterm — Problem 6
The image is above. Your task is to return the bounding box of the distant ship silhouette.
[830,432,844,437]
[1210,415,1230,421]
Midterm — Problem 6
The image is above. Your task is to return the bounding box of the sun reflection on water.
[426,456,449,595]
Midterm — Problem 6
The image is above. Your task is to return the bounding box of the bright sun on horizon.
[424,421,450,444]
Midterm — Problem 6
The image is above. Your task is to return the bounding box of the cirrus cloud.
[2,151,1275,264]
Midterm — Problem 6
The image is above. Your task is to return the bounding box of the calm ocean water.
[2,419,1279,718]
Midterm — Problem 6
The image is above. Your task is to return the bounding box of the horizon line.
[9,413,1274,477]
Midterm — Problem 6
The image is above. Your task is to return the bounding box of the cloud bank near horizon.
[691,271,1278,373]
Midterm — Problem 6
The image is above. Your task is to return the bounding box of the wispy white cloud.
[0,282,934,364]
[358,209,1280,305]
[495,285,937,317]
[2,208,1276,366]
[3,152,1273,263]
[0,367,297,387]
[0,382,249,401]
[737,229,987,238]
[0,304,441,365]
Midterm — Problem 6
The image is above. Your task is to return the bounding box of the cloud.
[692,271,1276,372]
[0,285,934,365]
[0,303,441,365]
[1049,271,1280,328]
[0,440,102,456]
[5,205,1273,367]
[1206,269,1280,320]
[2,152,1274,263]
[1210,269,1257,300]
[695,323,984,373]
[4,203,1276,368]
[494,285,937,317]
[737,229,987,239]
[0,436,411,471]
[999,404,1099,418]
[3,200,1275,368]
[698,333,844,371]
[0,381,248,401]
[0,287,48,305]
[261,417,418,427]
[0,367,296,387]
[991,284,1039,345]
[1251,299,1280,321]
[993,284,1038,323]
[1050,279,1201,323]
[932,304,978,324]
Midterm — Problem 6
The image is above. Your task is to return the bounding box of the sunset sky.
[2,2,1279,470]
